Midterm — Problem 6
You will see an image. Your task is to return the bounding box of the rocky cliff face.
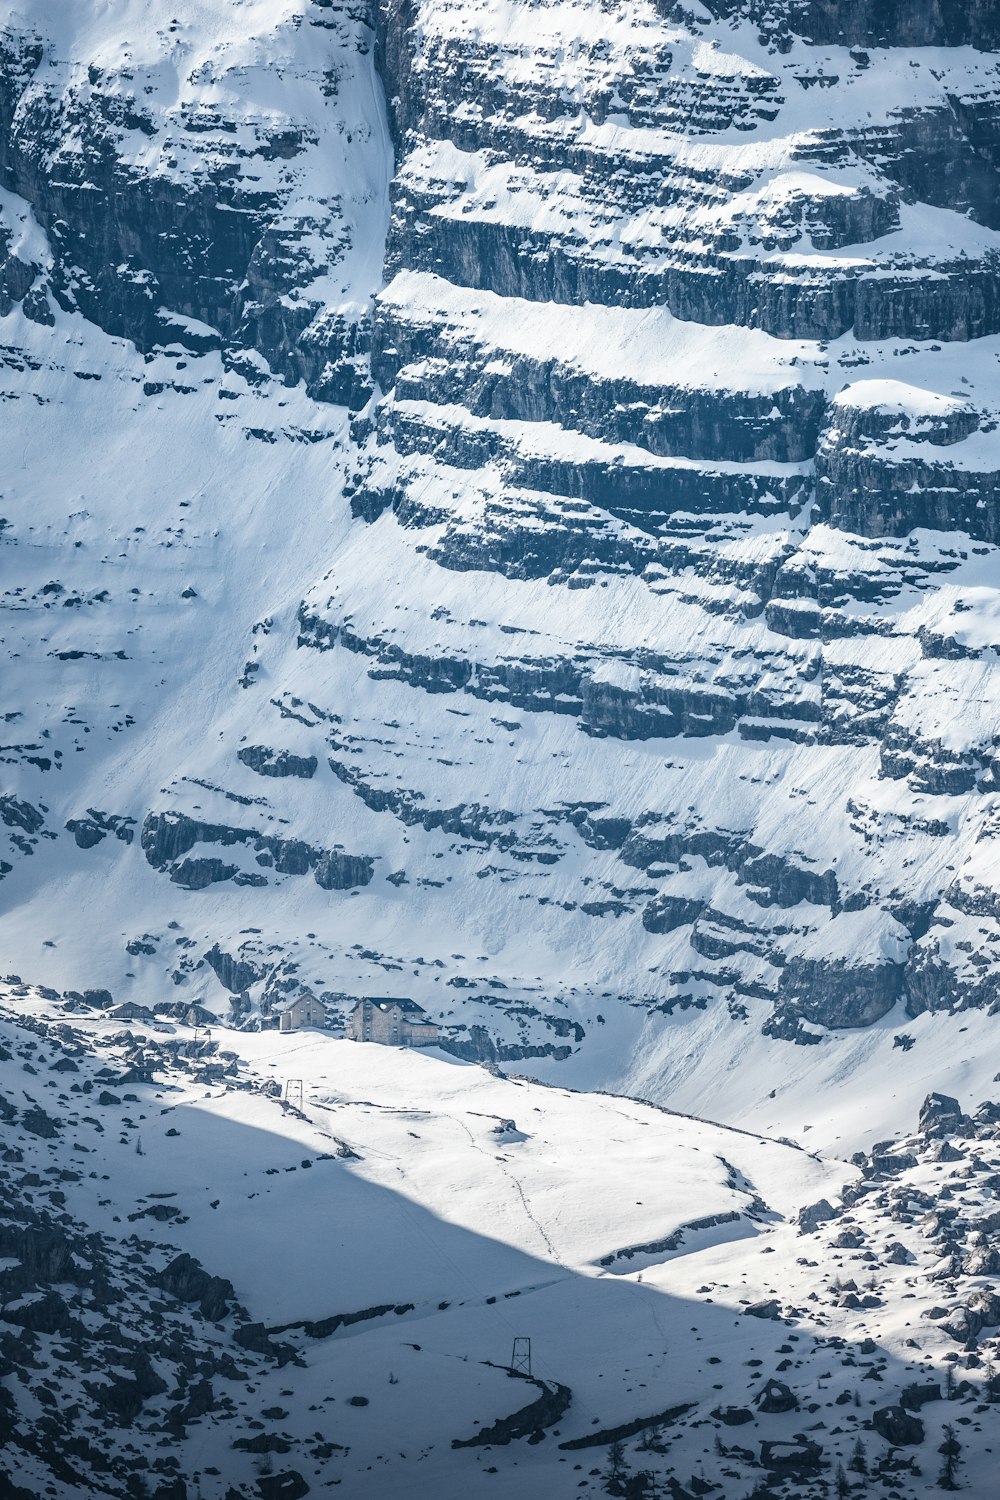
[0,0,999,1095]
[0,0,390,400]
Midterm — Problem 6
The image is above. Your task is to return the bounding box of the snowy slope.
[3,983,1000,1500]
[5,2,1000,1496]
[0,0,998,1146]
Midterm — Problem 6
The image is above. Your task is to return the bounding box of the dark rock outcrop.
[873,1405,924,1445]
[153,1253,235,1322]
[141,811,373,893]
[452,1377,572,1448]
[779,957,904,1028]
[237,745,318,780]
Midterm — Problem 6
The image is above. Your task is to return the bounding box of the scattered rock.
[873,1405,924,1445]
[754,1379,798,1415]
[743,1300,782,1320]
[153,1252,235,1321]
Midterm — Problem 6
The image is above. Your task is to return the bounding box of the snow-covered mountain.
[2,0,1000,1109]
[2,1,1000,1491]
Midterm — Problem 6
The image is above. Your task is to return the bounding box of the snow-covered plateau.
[2,0,1000,1494]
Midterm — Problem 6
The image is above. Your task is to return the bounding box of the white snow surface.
[1,0,1000,1491]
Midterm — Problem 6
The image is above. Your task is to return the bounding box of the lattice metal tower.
[284,1078,304,1108]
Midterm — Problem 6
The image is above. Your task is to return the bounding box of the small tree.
[938,1423,961,1490]
[835,1462,850,1499]
[606,1438,627,1495]
[849,1437,868,1474]
[944,1362,955,1401]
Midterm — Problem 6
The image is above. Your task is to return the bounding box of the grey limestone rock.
[873,1405,924,1445]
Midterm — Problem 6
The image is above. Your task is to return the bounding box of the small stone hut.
[105,1001,154,1023]
[277,991,328,1032]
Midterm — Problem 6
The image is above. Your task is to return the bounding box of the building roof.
[352,997,426,1016]
[275,990,322,1013]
